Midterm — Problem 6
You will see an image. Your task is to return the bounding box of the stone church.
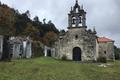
[53,0,115,61]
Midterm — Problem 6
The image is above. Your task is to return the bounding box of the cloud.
[0,0,120,47]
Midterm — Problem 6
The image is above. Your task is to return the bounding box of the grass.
[0,57,120,80]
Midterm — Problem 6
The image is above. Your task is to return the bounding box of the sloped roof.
[97,37,114,43]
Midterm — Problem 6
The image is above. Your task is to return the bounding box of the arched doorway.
[73,47,81,61]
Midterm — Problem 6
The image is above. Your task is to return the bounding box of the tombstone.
[23,40,27,58]
[25,40,32,58]
[0,36,32,60]
[1,36,11,61]
[0,35,3,59]
[12,43,23,59]
[9,37,23,59]
[44,46,55,57]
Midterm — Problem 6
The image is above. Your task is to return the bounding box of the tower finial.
[81,4,83,9]
[71,7,73,11]
[76,0,78,4]
[93,26,97,34]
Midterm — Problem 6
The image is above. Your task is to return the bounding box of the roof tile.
[97,37,114,43]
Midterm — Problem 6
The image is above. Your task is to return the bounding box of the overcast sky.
[1,0,120,47]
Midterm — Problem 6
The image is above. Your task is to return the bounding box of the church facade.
[53,0,115,61]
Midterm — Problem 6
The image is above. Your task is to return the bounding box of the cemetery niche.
[0,36,32,61]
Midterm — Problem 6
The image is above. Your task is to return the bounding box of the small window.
[75,35,78,40]
[104,51,106,54]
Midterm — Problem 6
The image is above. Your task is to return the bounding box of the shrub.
[97,56,107,63]
[61,55,67,61]
[32,41,44,57]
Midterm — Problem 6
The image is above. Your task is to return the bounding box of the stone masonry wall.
[55,28,97,61]
[97,42,115,60]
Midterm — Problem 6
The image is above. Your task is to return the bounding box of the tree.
[43,18,46,24]
[32,16,43,37]
[0,6,15,35]
[33,16,39,22]
[14,10,32,36]
[114,46,120,60]
[60,29,66,36]
[22,10,30,18]
[0,3,59,43]
[22,23,39,40]
[42,31,58,46]
[46,20,59,34]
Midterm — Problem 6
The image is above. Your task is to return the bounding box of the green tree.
[0,6,15,35]
[23,23,39,40]
[42,31,58,46]
[114,46,120,60]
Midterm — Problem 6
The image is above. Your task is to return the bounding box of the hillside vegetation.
[0,2,59,46]
[0,57,120,80]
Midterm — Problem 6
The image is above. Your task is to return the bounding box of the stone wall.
[54,27,97,61]
[97,42,115,60]
[9,37,32,59]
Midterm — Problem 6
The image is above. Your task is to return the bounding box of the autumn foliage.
[0,2,59,46]
[0,4,15,35]
[42,31,58,46]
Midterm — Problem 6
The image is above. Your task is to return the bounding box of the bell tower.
[68,0,87,29]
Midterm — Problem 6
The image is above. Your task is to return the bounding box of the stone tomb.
[9,37,32,59]
[0,36,32,60]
